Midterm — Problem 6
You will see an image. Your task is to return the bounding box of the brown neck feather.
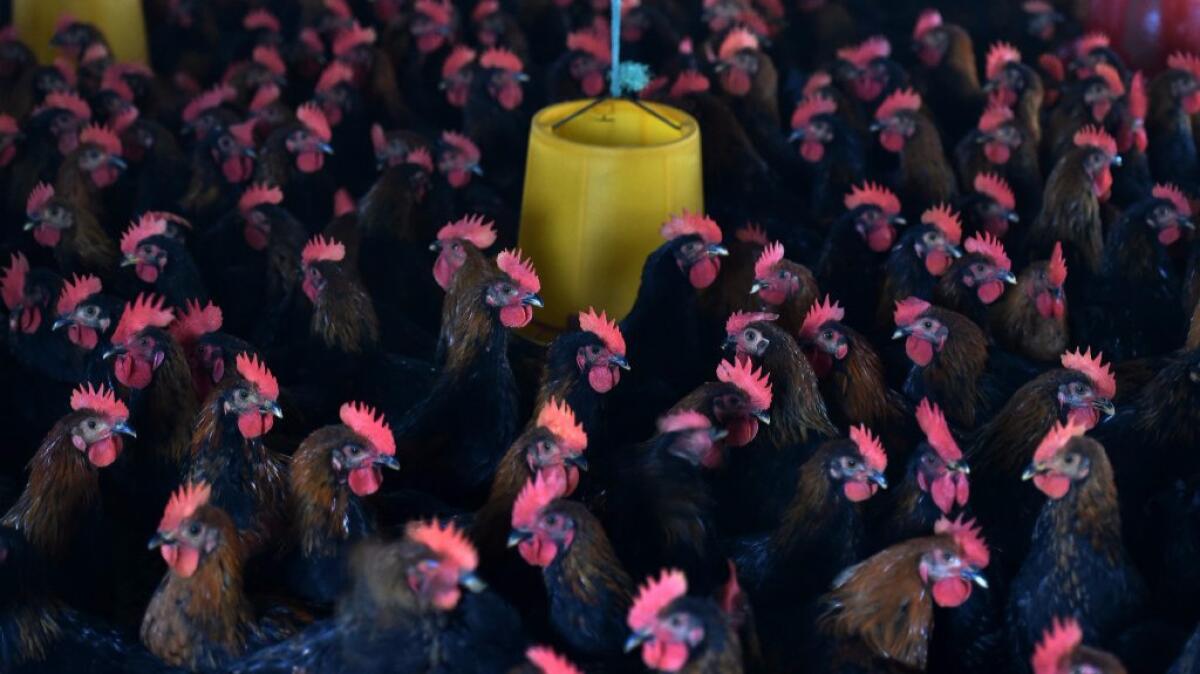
[923,310,988,427]
[758,323,836,445]
[901,114,956,203]
[831,325,906,429]
[290,426,354,555]
[1033,148,1103,273]
[558,504,634,608]
[1,416,99,560]
[143,339,200,465]
[312,266,381,353]
[968,370,1065,478]
[439,261,501,372]
[991,263,1068,362]
[61,207,117,272]
[772,446,835,552]
[944,27,980,89]
[1051,441,1122,563]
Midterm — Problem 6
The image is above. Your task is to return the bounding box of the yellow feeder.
[518,98,703,337]
[14,0,148,64]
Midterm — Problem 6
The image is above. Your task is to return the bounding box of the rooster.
[957,103,1044,226]
[54,123,126,225]
[52,272,121,362]
[283,401,399,604]
[958,171,1021,242]
[169,299,254,403]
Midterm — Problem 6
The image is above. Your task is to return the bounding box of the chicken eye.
[544,514,559,527]
[451,242,463,252]
[921,453,936,464]
[922,320,933,329]
[234,389,248,400]
[139,336,153,348]
[777,271,789,280]
[86,419,98,430]
[1063,454,1078,465]
[188,522,202,536]
[83,305,99,318]
[845,457,858,468]
[347,444,362,455]
[744,330,757,342]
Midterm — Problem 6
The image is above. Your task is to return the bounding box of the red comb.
[803,71,832,96]
[119,213,167,255]
[333,188,354,217]
[42,91,91,121]
[324,0,353,19]
[661,209,722,244]
[181,84,235,123]
[526,647,582,674]
[340,401,396,455]
[934,514,990,567]
[441,131,482,163]
[790,94,837,130]
[1060,347,1115,398]
[1168,51,1200,80]
[0,252,27,310]
[437,214,496,250]
[302,234,346,265]
[316,61,355,93]
[296,103,332,142]
[1047,242,1068,287]
[497,248,541,294]
[718,28,759,61]
[754,241,785,279]
[964,231,1012,271]
[1023,0,1055,12]
[536,397,588,454]
[1033,419,1087,463]
[800,295,844,339]
[407,519,478,572]
[80,123,121,156]
[916,398,961,462]
[81,43,109,65]
[893,297,931,327]
[442,45,478,79]
[628,569,688,632]
[238,183,284,214]
[1038,52,1065,82]
[658,410,713,434]
[511,472,565,530]
[921,203,963,245]
[101,68,134,101]
[725,310,778,337]
[472,0,500,22]
[567,28,611,63]
[159,482,212,532]
[481,47,524,73]
[57,273,102,315]
[1076,32,1110,57]
[978,103,1014,133]
[670,70,711,98]
[579,307,626,356]
[844,182,901,216]
[26,183,54,218]
[415,0,454,26]
[1153,183,1192,216]
[716,358,773,411]
[333,22,377,56]
[70,382,128,421]
[985,42,1021,80]
[973,173,1015,212]
[406,147,434,174]
[1032,617,1083,674]
[169,299,222,345]
[837,36,891,69]
[250,83,281,113]
[1128,71,1147,121]
[299,28,325,54]
[912,8,942,40]
[850,424,887,472]
[735,223,769,245]
[243,9,281,32]
[1093,63,1124,95]
[235,352,279,400]
[252,46,286,77]
[0,114,16,135]
[875,87,922,121]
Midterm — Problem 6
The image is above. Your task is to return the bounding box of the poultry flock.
[2,0,1200,673]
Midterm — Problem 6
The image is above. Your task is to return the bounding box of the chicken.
[283,402,399,604]
[624,569,744,673]
[52,272,121,362]
[1147,53,1200,193]
[892,298,992,428]
[911,9,984,145]
[832,36,907,124]
[1007,424,1146,674]
[1031,617,1127,674]
[876,203,964,331]
[547,23,611,101]
[958,171,1022,241]
[788,93,868,222]
[53,123,127,225]
[991,242,1070,363]
[141,482,308,671]
[255,103,336,231]
[870,88,957,214]
[117,212,207,310]
[22,181,118,279]
[463,48,529,199]
[509,472,633,659]
[816,182,905,331]
[1045,62,1126,162]
[746,242,819,337]
[957,102,1043,226]
[934,231,1017,329]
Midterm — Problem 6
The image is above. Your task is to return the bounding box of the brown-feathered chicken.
[746,242,819,337]
[1029,617,1128,674]
[934,231,1017,329]
[891,298,990,428]
[1147,53,1200,192]
[22,181,118,279]
[911,10,984,145]
[956,103,1043,221]
[624,569,744,674]
[871,88,957,214]
[54,122,126,225]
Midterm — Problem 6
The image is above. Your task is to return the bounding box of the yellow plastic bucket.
[14,0,148,64]
[518,99,703,337]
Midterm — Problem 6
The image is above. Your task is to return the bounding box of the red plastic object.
[1087,0,1200,73]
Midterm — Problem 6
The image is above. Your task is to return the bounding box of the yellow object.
[518,99,703,337]
[14,0,148,64]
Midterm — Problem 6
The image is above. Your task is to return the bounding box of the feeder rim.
[532,99,699,155]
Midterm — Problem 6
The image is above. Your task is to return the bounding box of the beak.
[892,216,907,226]
[471,164,484,176]
[52,317,71,330]
[708,244,729,257]
[108,155,127,169]
[566,455,589,471]
[610,355,631,371]
[102,345,125,360]
[624,632,649,653]
[982,79,997,92]
[429,241,441,252]
[892,328,907,340]
[522,293,544,308]
[1111,154,1122,167]
[1181,218,1195,231]
[121,254,139,267]
[113,421,137,438]
[869,121,883,132]
[1021,462,1043,481]
[1092,398,1116,417]
[999,270,1017,285]
[752,410,771,425]
[947,244,963,259]
[948,461,969,475]
[459,571,487,593]
[515,72,531,82]
[507,530,531,548]
[243,147,257,158]
[750,280,767,294]
[962,568,988,589]
[375,454,401,470]
[23,221,35,231]
[318,142,334,155]
[788,129,804,142]
[264,401,284,419]
[710,427,730,441]
[147,532,170,550]
[869,471,888,489]
[1007,211,1020,223]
